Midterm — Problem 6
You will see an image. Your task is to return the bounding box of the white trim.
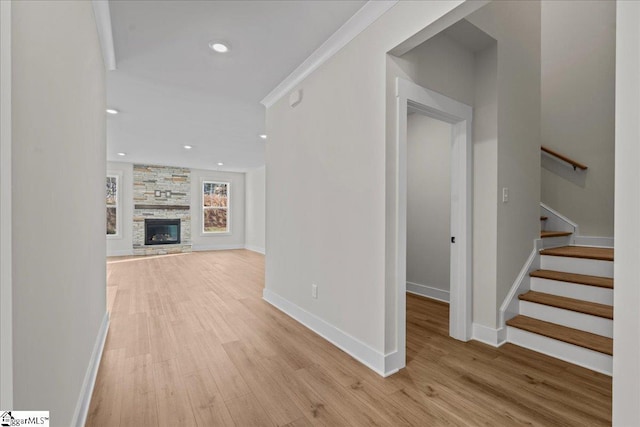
[393,78,473,376]
[91,0,116,71]
[406,282,449,303]
[71,313,110,427]
[499,240,542,326]
[472,323,507,348]
[262,288,396,377]
[192,243,245,252]
[0,0,12,409]
[507,326,612,376]
[244,245,265,255]
[573,236,614,248]
[260,1,398,108]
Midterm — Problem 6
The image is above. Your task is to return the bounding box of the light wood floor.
[87,250,612,426]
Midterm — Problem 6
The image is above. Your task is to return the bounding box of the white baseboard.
[71,312,109,427]
[406,281,449,303]
[573,236,614,248]
[191,243,245,252]
[106,248,133,257]
[472,322,507,347]
[244,245,265,255]
[262,288,393,377]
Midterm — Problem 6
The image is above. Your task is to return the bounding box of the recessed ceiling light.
[106,109,119,115]
[117,152,126,156]
[209,42,229,53]
[184,145,193,150]
[217,162,224,166]
[259,134,267,140]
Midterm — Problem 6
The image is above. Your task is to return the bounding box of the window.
[203,181,229,233]
[106,175,118,236]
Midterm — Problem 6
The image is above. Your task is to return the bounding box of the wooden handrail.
[541,146,588,170]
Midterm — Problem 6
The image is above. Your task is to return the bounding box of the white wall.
[541,0,615,237]
[245,166,266,254]
[106,161,133,256]
[388,26,497,316]
[393,31,476,106]
[11,1,106,425]
[613,1,640,424]
[388,2,535,332]
[266,1,473,370]
[0,0,12,409]
[471,42,498,328]
[406,114,451,301]
[191,168,246,251]
[266,0,539,373]
[466,2,541,327]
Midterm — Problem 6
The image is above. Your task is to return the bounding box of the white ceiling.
[107,0,367,172]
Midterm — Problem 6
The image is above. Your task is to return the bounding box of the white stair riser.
[541,235,573,249]
[541,255,613,278]
[507,327,612,376]
[530,277,613,305]
[519,301,613,338]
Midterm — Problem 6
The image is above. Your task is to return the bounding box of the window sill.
[200,232,232,237]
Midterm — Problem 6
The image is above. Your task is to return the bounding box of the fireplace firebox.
[145,219,181,245]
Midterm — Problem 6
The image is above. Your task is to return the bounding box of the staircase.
[506,231,614,375]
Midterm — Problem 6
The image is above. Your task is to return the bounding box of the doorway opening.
[406,112,452,303]
[394,78,473,369]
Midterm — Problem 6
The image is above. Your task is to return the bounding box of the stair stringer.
[499,239,542,326]
[541,203,578,237]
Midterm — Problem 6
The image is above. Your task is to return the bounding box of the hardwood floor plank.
[183,369,235,427]
[119,354,159,427]
[223,340,305,426]
[86,250,611,427]
[225,394,276,427]
[153,358,197,427]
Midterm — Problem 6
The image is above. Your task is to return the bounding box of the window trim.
[201,179,231,236]
[106,171,122,239]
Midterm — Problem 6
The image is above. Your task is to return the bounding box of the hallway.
[87,250,611,426]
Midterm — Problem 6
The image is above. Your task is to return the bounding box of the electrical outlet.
[312,283,318,299]
[502,187,509,203]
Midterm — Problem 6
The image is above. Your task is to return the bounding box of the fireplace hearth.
[145,219,181,245]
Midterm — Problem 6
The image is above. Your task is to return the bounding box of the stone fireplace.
[133,164,192,255]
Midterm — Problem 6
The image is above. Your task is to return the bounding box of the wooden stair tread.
[540,245,613,261]
[540,216,548,221]
[530,269,613,289]
[541,230,572,238]
[519,291,613,319]
[506,315,612,355]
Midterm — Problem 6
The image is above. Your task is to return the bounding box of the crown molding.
[92,0,117,71]
[260,0,398,108]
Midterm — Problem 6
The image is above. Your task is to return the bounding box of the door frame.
[395,78,473,365]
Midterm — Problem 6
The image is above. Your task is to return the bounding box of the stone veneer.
[133,164,192,255]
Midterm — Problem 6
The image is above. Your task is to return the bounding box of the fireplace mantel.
[134,204,190,210]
